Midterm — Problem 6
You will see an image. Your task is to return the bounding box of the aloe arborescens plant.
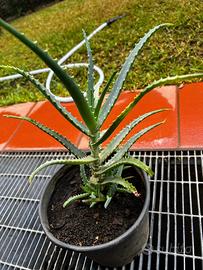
[1,18,203,267]
[0,19,202,209]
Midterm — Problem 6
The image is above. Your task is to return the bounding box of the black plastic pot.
[39,165,150,267]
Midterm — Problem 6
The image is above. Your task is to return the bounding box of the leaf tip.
[133,191,140,197]
[63,202,67,208]
[28,176,33,184]
[161,119,167,125]
[148,169,154,177]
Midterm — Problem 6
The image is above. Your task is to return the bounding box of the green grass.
[0,0,202,106]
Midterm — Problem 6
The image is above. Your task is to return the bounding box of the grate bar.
[0,224,44,234]
[0,195,40,202]
[165,151,171,270]
[137,253,143,270]
[147,151,158,270]
[145,249,203,260]
[149,179,203,184]
[187,151,195,269]
[0,152,70,159]
[149,210,202,218]
[180,151,186,270]
[156,151,164,269]
[0,260,32,270]
[133,152,203,160]
[194,151,203,258]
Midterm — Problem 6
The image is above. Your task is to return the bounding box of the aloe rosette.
[0,18,202,208]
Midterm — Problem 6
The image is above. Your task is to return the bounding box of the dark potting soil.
[47,166,146,246]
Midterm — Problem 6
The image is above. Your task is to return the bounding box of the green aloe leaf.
[94,71,117,118]
[29,156,97,183]
[83,30,95,110]
[98,157,153,176]
[101,176,137,194]
[98,23,172,126]
[0,65,90,135]
[99,108,166,161]
[105,121,164,166]
[104,196,113,209]
[0,19,97,133]
[63,193,89,208]
[80,165,89,183]
[4,114,85,158]
[125,73,203,114]
[95,72,203,145]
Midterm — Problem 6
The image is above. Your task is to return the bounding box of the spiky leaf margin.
[99,108,166,162]
[94,71,117,118]
[0,65,90,135]
[98,157,153,176]
[101,176,137,194]
[95,73,203,145]
[29,156,97,183]
[63,193,89,208]
[4,114,85,158]
[83,30,95,109]
[105,121,164,166]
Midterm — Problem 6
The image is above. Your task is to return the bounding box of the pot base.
[39,165,150,267]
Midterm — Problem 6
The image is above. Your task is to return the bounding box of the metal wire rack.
[0,150,202,270]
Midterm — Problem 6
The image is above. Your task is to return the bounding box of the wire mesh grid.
[0,150,202,270]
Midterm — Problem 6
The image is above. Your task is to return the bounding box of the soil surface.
[47,166,146,246]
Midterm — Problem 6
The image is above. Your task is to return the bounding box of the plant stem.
[89,133,103,196]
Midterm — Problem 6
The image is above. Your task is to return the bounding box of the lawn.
[0,0,202,106]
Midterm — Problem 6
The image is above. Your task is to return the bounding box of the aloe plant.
[0,18,202,208]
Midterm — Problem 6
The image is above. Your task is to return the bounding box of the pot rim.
[39,165,150,252]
